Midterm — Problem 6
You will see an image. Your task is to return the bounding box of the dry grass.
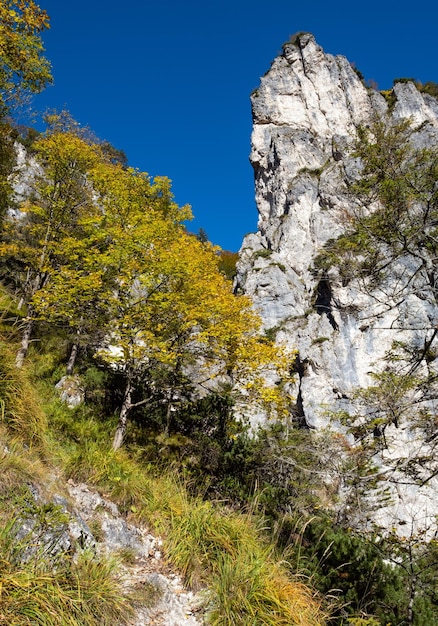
[0,528,135,626]
[165,496,326,624]
[0,339,48,450]
[0,330,328,626]
[63,444,327,623]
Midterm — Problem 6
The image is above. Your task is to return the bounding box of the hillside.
[1,4,438,624]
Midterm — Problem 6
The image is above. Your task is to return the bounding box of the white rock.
[237,33,438,534]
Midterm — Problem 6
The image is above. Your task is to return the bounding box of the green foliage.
[86,155,289,447]
[276,511,438,625]
[351,64,365,84]
[421,81,438,97]
[195,421,334,517]
[165,495,326,625]
[311,336,330,345]
[0,336,47,447]
[1,120,290,449]
[0,11,326,623]
[271,261,286,272]
[13,123,41,151]
[100,140,128,167]
[282,517,407,625]
[47,409,327,624]
[42,109,99,142]
[4,13,438,622]
[0,120,17,220]
[4,319,438,625]
[254,247,274,259]
[377,529,438,626]
[317,118,438,288]
[196,226,209,243]
[379,87,397,110]
[283,32,311,48]
[312,115,438,625]
[264,325,280,342]
[138,391,242,480]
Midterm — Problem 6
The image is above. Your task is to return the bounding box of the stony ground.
[65,481,206,626]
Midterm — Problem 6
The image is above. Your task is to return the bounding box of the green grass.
[0,327,328,626]
[45,407,327,624]
[166,498,325,625]
[0,340,48,450]
[60,437,327,624]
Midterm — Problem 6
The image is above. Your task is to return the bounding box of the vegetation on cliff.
[314,116,438,624]
[0,3,325,625]
[1,3,438,625]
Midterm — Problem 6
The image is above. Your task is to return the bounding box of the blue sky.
[31,0,436,251]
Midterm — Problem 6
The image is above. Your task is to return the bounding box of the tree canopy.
[0,123,291,448]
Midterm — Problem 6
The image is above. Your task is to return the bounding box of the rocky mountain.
[236,33,438,532]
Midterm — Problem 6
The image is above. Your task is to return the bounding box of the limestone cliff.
[236,33,438,530]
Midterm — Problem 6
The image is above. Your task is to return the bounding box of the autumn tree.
[218,249,239,280]
[0,128,102,366]
[0,0,52,113]
[87,161,291,449]
[102,229,290,450]
[0,119,291,451]
[0,1,51,221]
[30,214,112,374]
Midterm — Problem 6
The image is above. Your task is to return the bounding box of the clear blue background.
[31,0,437,251]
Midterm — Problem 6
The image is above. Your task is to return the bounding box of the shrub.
[281,516,410,625]
[218,249,239,280]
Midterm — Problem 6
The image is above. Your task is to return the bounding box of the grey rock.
[237,34,438,533]
[55,375,85,407]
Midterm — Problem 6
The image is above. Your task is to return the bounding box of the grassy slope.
[0,326,327,626]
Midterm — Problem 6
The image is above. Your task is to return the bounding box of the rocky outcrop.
[11,477,205,626]
[237,33,438,531]
[66,482,205,626]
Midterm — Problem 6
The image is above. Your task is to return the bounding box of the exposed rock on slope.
[236,33,438,530]
[11,475,205,626]
[66,482,204,626]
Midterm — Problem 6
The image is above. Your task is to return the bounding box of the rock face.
[236,33,438,530]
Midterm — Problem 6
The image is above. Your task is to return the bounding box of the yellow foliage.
[2,127,294,439]
[0,0,52,108]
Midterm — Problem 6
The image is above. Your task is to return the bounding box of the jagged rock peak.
[252,32,373,135]
[237,35,438,531]
[239,32,438,420]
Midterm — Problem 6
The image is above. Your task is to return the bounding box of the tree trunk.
[15,314,34,367]
[16,273,48,367]
[407,576,415,626]
[66,343,78,375]
[112,381,133,450]
[407,543,416,626]
[165,400,173,437]
[66,321,84,375]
